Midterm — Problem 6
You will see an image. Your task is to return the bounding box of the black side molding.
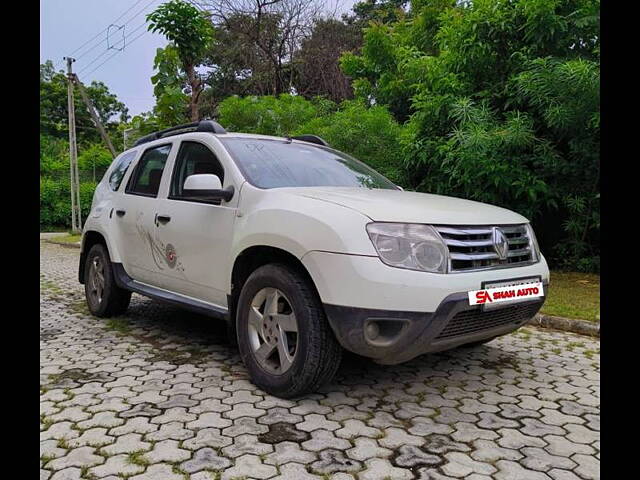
[111,263,229,321]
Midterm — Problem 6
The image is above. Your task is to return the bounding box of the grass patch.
[105,317,132,335]
[127,450,150,467]
[47,233,81,245]
[540,271,600,322]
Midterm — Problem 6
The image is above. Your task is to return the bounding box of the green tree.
[40,60,129,145]
[342,0,600,270]
[147,0,214,121]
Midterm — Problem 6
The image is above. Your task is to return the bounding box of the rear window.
[108,151,137,191]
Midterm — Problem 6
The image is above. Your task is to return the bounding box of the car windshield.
[220,137,399,190]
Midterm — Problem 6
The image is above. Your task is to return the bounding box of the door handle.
[115,209,126,217]
[156,214,171,226]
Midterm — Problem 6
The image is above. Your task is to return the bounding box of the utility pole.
[65,57,82,234]
[73,74,117,158]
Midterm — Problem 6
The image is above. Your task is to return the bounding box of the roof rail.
[133,120,227,147]
[291,135,330,147]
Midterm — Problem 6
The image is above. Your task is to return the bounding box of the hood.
[277,187,528,225]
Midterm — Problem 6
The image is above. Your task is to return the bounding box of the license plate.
[469,276,543,310]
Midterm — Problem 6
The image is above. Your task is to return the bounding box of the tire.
[84,244,131,318]
[236,263,342,398]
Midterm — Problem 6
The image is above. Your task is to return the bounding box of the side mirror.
[396,185,404,191]
[183,174,234,202]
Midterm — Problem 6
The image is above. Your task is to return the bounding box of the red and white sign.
[468,282,544,306]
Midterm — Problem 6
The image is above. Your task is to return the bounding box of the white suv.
[80,120,549,397]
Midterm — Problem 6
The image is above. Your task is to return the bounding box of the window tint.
[108,151,137,191]
[126,144,172,197]
[170,142,225,198]
[220,138,398,190]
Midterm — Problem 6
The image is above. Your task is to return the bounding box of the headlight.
[525,223,541,262]
[366,223,449,273]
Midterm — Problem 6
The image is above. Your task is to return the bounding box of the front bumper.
[302,250,549,364]
[324,291,546,364]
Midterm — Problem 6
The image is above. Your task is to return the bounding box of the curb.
[529,313,599,338]
[44,239,81,249]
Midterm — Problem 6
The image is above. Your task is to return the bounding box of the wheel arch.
[229,245,321,324]
[78,230,108,284]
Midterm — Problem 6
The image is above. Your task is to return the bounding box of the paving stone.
[378,427,424,449]
[222,433,273,458]
[393,445,440,467]
[49,407,91,423]
[77,411,124,429]
[470,440,522,463]
[497,429,547,449]
[89,454,146,478]
[48,447,105,470]
[49,468,83,480]
[572,453,600,479]
[129,464,184,480]
[359,458,413,480]
[565,424,599,445]
[67,428,114,448]
[258,407,303,425]
[110,417,158,436]
[346,437,392,462]
[222,416,268,437]
[40,439,67,459]
[302,429,352,452]
[182,427,233,450]
[520,447,576,471]
[265,441,318,465]
[298,414,341,432]
[39,242,600,480]
[311,449,363,474]
[494,460,553,480]
[441,452,496,477]
[422,434,471,454]
[221,454,278,480]
[543,435,596,457]
[271,462,323,480]
[144,439,191,463]
[450,422,499,442]
[180,447,232,473]
[100,433,151,455]
[335,419,382,439]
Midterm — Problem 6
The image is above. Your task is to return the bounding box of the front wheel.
[84,244,131,317]
[236,264,342,398]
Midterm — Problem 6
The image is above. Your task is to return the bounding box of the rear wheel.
[84,244,131,317]
[236,264,342,398]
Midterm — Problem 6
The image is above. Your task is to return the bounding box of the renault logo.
[492,227,509,260]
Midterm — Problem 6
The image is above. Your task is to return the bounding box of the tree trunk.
[185,64,201,122]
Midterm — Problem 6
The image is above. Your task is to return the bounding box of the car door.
[111,143,174,286]
[151,139,238,307]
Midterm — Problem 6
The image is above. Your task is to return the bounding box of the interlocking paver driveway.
[40,241,600,480]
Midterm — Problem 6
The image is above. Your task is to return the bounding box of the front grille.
[435,224,534,272]
[435,303,540,340]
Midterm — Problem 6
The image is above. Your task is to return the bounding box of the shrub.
[218,94,320,136]
[40,177,97,229]
[295,100,405,184]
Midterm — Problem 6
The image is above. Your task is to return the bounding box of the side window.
[170,142,225,199]
[126,144,172,197]
[108,151,137,191]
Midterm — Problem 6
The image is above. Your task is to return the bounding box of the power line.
[77,21,148,76]
[83,29,150,77]
[54,0,148,69]
[56,0,160,69]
